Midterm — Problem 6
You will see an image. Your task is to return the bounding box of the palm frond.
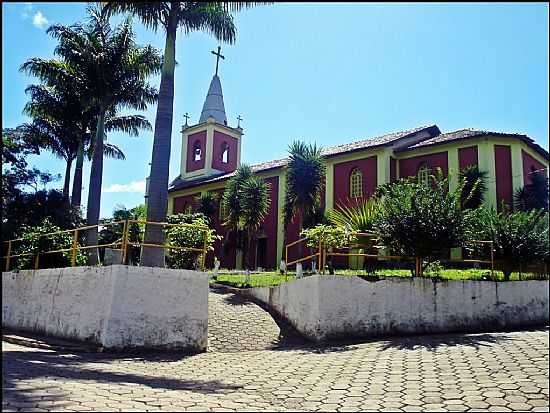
[103,143,125,160]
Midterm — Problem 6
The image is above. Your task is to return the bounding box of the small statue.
[280,259,286,275]
[213,257,220,280]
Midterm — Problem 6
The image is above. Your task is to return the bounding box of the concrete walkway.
[207,285,307,352]
[3,328,548,412]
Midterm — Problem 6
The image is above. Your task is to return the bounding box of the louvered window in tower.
[193,141,202,161]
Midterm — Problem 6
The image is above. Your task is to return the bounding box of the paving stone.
[2,320,548,413]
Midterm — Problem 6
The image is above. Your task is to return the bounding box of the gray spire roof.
[199,75,227,125]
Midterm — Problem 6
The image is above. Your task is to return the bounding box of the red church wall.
[494,145,513,211]
[186,131,207,172]
[390,157,397,182]
[333,156,377,208]
[398,151,448,179]
[458,146,478,170]
[207,189,235,269]
[522,150,547,185]
[212,131,238,173]
[173,193,199,214]
[243,176,279,269]
[284,211,313,269]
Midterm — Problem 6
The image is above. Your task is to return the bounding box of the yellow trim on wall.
[477,139,497,209]
[448,147,459,193]
[276,170,286,266]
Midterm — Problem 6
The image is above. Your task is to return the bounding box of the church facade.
[167,73,550,270]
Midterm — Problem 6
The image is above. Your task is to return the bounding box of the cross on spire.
[237,115,243,128]
[183,112,190,125]
[211,46,225,76]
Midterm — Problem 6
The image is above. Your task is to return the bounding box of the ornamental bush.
[165,212,221,270]
[374,172,468,276]
[301,224,356,250]
[11,218,86,270]
[466,207,549,280]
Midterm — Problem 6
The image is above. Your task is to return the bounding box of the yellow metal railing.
[284,231,496,278]
[2,219,210,272]
[284,237,324,278]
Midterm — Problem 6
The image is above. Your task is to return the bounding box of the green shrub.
[12,218,86,270]
[165,213,221,270]
[301,224,356,250]
[375,172,468,275]
[466,207,549,280]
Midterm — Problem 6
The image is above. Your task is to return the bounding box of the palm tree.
[21,6,161,264]
[240,175,270,270]
[221,164,253,267]
[514,170,549,212]
[459,165,488,210]
[283,141,326,258]
[22,84,81,202]
[104,2,270,267]
[221,165,270,270]
[195,191,218,222]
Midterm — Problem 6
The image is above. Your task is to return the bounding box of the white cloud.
[21,3,33,19]
[103,180,146,193]
[32,11,49,29]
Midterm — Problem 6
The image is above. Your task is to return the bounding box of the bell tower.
[179,47,243,180]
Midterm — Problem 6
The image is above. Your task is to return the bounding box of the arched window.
[193,140,202,161]
[350,168,363,198]
[221,142,229,164]
[417,163,430,186]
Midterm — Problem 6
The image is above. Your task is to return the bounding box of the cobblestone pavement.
[207,286,306,352]
[3,328,549,412]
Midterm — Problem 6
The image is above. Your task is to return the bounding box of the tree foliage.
[221,165,270,269]
[283,141,326,228]
[467,207,549,280]
[374,173,468,274]
[8,218,86,270]
[514,170,549,212]
[2,127,80,241]
[165,212,221,270]
[459,165,488,210]
[195,191,218,222]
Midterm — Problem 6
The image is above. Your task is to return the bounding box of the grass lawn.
[211,267,548,288]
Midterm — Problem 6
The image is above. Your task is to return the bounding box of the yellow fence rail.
[284,231,495,278]
[2,219,210,272]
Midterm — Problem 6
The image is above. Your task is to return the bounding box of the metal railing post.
[5,240,12,272]
[34,253,40,270]
[317,238,324,274]
[71,230,79,267]
[201,228,208,271]
[121,219,129,265]
[490,241,495,280]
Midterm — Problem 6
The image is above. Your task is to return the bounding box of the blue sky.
[3,2,549,218]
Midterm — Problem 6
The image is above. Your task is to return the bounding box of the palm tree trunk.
[85,110,106,265]
[62,157,73,203]
[141,16,177,268]
[71,139,85,208]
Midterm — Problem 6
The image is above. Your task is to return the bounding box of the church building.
[167,61,549,270]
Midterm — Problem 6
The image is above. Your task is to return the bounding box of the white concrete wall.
[2,265,208,351]
[246,275,549,341]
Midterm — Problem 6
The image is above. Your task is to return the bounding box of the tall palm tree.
[221,165,270,270]
[459,165,488,210]
[283,141,326,258]
[23,84,81,202]
[240,175,270,270]
[195,191,218,222]
[21,6,161,263]
[104,2,270,267]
